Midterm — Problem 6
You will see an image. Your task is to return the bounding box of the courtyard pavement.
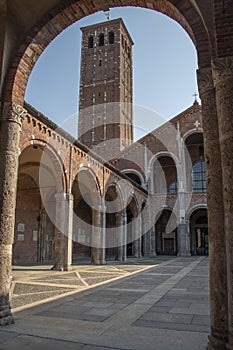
[0,256,210,350]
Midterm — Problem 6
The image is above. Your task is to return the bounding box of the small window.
[122,35,124,48]
[128,47,131,59]
[88,36,94,48]
[99,33,104,46]
[99,59,102,67]
[109,31,114,44]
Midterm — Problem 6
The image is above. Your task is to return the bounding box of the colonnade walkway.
[0,256,209,350]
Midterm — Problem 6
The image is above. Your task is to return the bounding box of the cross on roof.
[104,11,110,20]
[193,92,199,105]
[194,120,201,128]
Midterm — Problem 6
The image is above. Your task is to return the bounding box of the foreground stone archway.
[0,1,233,349]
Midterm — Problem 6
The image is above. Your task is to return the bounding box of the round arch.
[186,203,207,223]
[72,166,102,207]
[19,139,67,194]
[126,193,140,258]
[105,180,125,212]
[122,169,144,186]
[2,1,210,105]
[154,208,178,255]
[149,151,179,169]
[187,205,208,256]
[149,152,179,195]
[183,128,203,142]
[15,144,62,264]
[71,167,102,262]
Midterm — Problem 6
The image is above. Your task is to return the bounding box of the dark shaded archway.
[72,168,101,263]
[14,143,64,264]
[189,207,208,256]
[155,209,177,255]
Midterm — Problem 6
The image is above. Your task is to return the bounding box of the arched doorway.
[190,208,208,256]
[155,209,177,255]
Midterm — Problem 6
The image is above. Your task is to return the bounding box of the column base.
[115,257,123,262]
[51,264,64,271]
[0,304,14,326]
[207,333,228,350]
[143,252,157,257]
[99,259,106,265]
[177,252,191,257]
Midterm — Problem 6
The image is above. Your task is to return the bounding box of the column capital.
[2,102,27,126]
[197,66,214,95]
[212,56,233,85]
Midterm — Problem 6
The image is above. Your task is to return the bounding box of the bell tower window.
[88,36,94,48]
[109,31,114,44]
[99,33,104,46]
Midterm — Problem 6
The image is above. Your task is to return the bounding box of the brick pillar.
[0,102,26,325]
[212,57,233,350]
[197,66,228,350]
[53,193,73,271]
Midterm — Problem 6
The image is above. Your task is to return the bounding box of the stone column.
[149,203,156,257]
[197,66,228,349]
[212,57,233,350]
[132,215,141,258]
[91,205,106,265]
[115,212,124,261]
[0,102,26,325]
[122,211,127,261]
[177,220,190,256]
[99,203,106,265]
[53,192,73,271]
[91,209,100,265]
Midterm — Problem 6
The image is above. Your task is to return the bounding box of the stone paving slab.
[0,335,85,350]
[10,258,169,311]
[0,257,210,350]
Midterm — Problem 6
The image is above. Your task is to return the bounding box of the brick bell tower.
[78,18,134,156]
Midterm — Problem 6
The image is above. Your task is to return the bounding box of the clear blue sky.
[25,7,199,140]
